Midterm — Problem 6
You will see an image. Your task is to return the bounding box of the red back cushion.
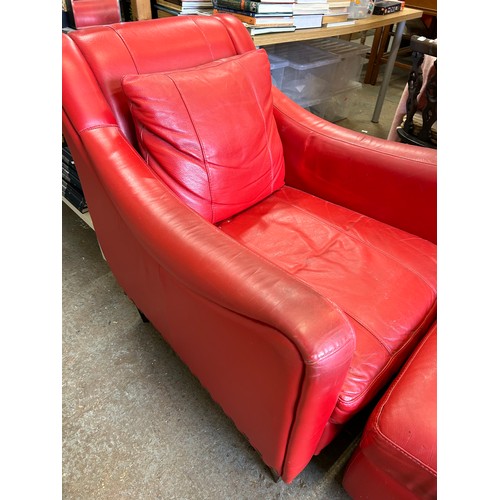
[121,49,285,223]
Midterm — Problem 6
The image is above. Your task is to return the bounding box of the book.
[324,19,355,26]
[322,12,349,23]
[326,5,348,13]
[327,0,350,6]
[212,0,293,13]
[62,165,84,193]
[213,8,294,24]
[157,0,212,7]
[155,0,213,15]
[155,3,211,15]
[62,179,88,213]
[293,3,329,14]
[373,0,402,14]
[293,13,323,28]
[62,146,75,166]
[246,24,296,34]
[156,7,177,16]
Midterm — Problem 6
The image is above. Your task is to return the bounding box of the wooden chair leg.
[369,25,393,85]
[364,26,384,84]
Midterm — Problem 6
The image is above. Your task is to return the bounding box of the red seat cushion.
[218,187,437,423]
[121,49,285,223]
[342,323,437,499]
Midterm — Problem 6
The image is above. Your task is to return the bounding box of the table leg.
[371,20,406,123]
[364,26,384,84]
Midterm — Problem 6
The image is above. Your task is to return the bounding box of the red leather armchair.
[62,15,437,484]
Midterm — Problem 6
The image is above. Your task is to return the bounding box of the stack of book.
[212,0,295,35]
[322,0,354,26]
[292,0,329,29]
[62,144,88,214]
[155,0,213,17]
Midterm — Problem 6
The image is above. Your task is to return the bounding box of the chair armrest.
[79,125,356,482]
[272,88,437,243]
[81,127,353,359]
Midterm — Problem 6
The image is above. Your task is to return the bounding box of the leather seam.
[168,76,216,223]
[273,100,435,166]
[219,220,355,365]
[371,331,437,476]
[236,53,277,194]
[333,304,436,413]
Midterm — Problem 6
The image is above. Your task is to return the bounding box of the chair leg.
[364,26,384,84]
[268,466,281,483]
[137,308,149,323]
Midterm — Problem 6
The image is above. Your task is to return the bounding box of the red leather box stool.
[342,323,437,499]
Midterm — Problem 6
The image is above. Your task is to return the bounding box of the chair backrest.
[62,15,256,147]
[67,0,122,29]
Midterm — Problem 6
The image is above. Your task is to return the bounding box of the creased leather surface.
[122,50,285,223]
[343,324,437,499]
[219,186,436,422]
[63,14,437,485]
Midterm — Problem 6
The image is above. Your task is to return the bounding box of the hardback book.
[213,0,293,13]
[155,0,213,15]
[62,165,84,193]
[158,0,212,8]
[62,146,82,180]
[156,3,211,14]
[373,0,402,14]
[326,5,348,14]
[213,8,294,24]
[322,12,349,23]
[156,7,176,16]
[327,0,350,6]
[293,13,323,28]
[246,24,296,34]
[62,179,88,213]
[292,3,329,14]
[324,19,355,26]
[156,7,178,16]
[62,146,75,165]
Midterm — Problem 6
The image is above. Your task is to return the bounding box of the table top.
[251,7,423,46]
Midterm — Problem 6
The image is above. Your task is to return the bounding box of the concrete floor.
[62,52,408,499]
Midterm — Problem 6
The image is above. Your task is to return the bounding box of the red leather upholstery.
[62,15,437,484]
[121,50,285,223]
[342,323,437,499]
[69,0,121,29]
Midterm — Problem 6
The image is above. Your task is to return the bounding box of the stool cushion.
[342,322,437,499]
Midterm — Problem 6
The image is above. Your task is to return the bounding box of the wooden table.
[252,8,423,123]
[364,1,435,85]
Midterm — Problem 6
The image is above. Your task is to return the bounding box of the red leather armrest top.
[272,88,437,243]
[82,125,355,366]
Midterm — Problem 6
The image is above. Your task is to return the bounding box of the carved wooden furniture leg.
[403,49,425,136]
[417,60,437,144]
[396,36,437,147]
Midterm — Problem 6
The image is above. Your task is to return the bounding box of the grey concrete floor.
[62,56,408,499]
